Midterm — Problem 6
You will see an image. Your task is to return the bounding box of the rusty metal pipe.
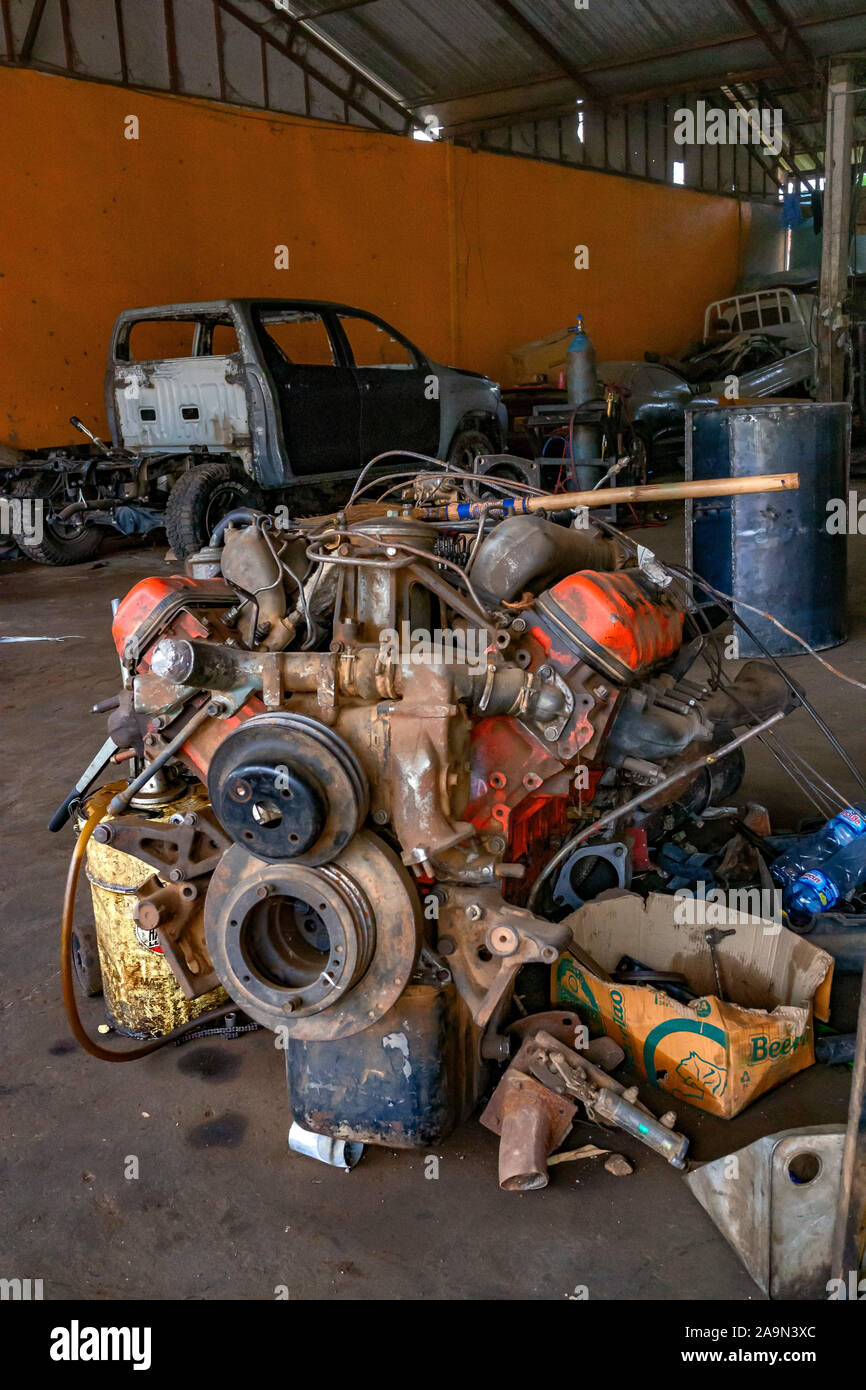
[494,1070,577,1191]
[107,699,218,816]
[414,471,800,523]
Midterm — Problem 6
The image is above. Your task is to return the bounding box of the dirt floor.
[0,513,861,1301]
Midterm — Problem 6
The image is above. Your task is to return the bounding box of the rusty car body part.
[432,886,571,1033]
[507,1010,625,1071]
[525,1031,689,1169]
[480,1068,577,1191]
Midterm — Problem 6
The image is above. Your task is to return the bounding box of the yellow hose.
[62,791,235,1061]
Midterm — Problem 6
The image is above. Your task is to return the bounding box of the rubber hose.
[62,792,236,1061]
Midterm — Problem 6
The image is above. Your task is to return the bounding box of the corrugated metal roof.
[283,0,866,109]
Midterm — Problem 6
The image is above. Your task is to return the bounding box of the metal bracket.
[92,808,232,881]
[686,1125,847,1299]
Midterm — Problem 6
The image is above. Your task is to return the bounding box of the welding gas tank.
[532,569,683,682]
[83,789,227,1038]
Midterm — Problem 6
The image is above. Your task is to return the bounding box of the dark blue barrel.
[685,401,851,656]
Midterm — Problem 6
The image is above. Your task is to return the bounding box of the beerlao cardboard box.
[553,890,834,1119]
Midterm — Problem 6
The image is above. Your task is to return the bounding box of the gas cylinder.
[566,313,601,487]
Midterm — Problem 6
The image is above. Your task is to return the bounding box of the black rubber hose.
[208,508,266,547]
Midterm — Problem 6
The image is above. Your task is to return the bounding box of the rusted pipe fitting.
[481,1068,576,1191]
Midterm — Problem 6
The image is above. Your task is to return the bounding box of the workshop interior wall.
[1,66,749,448]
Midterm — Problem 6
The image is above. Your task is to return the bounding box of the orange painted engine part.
[532,570,683,684]
[111,576,228,669]
[501,794,570,903]
[110,575,260,779]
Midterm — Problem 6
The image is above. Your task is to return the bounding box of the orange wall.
[1,66,748,449]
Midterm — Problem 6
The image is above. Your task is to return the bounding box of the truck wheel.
[448,428,496,474]
[8,479,105,566]
[165,461,265,559]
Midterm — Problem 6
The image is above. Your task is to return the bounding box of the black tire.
[447,428,496,474]
[165,461,265,559]
[71,924,103,997]
[9,478,105,566]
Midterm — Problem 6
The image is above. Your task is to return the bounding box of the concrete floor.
[0,515,860,1301]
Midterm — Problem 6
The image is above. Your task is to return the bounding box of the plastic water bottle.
[771,807,866,889]
[784,833,866,924]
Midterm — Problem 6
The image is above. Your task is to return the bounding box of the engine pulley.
[206,712,368,865]
[204,831,421,1037]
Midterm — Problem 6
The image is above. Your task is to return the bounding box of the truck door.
[253,309,360,477]
[334,312,440,465]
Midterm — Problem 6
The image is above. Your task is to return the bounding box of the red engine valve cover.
[532,569,683,684]
[111,576,232,670]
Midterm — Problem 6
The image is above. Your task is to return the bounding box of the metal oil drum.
[685,401,851,656]
[83,786,227,1038]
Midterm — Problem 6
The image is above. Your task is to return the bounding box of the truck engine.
[62,500,794,1150]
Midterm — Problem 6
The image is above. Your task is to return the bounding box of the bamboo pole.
[411,472,799,523]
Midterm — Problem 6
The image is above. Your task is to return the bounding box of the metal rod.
[831,963,866,1279]
[527,712,785,910]
[106,699,217,817]
[414,472,799,523]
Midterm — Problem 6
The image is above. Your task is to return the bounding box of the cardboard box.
[508,329,570,385]
[553,890,834,1118]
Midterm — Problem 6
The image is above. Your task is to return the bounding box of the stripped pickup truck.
[3,298,506,564]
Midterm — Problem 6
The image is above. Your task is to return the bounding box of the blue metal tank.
[685,401,851,656]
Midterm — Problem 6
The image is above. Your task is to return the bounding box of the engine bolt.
[538,665,552,680]
[282,999,298,1013]
[372,809,389,825]
[256,885,272,899]
[487,835,506,853]
[510,617,527,633]
[169,868,185,883]
[437,935,456,955]
[544,726,559,742]
[465,903,484,922]
[92,825,111,843]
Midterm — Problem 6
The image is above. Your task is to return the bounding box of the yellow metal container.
[83,789,227,1038]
